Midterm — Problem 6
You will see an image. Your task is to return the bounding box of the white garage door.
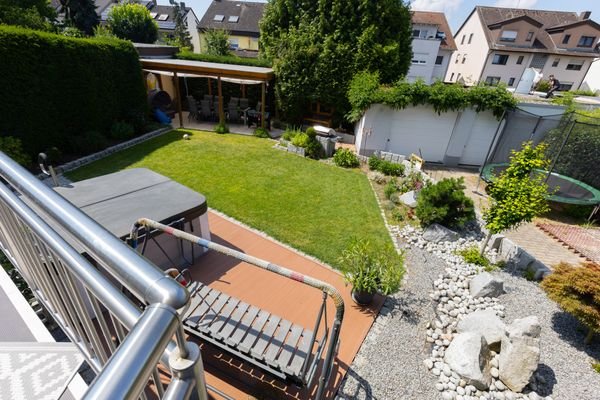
[387,107,456,163]
[459,113,500,166]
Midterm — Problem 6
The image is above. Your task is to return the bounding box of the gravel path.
[336,246,446,399]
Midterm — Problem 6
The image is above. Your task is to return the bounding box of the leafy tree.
[0,0,56,31]
[203,28,230,56]
[481,142,550,254]
[107,2,158,44]
[415,177,475,229]
[170,1,192,51]
[58,0,98,35]
[541,262,600,344]
[260,0,413,123]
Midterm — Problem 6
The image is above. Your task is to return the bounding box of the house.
[407,11,457,84]
[446,6,600,90]
[100,1,202,52]
[581,58,600,93]
[198,0,265,58]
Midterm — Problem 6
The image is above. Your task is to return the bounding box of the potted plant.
[338,239,404,305]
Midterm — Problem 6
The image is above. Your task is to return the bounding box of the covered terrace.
[141,58,275,131]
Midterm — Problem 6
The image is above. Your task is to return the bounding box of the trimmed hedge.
[176,51,272,68]
[0,26,147,160]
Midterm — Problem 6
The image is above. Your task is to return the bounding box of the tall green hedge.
[0,25,147,159]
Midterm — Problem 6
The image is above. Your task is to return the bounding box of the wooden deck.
[186,212,384,399]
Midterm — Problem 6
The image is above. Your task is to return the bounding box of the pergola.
[140,58,275,128]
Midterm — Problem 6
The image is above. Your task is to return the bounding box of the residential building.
[446,6,600,90]
[407,11,457,84]
[100,1,202,52]
[198,0,265,58]
[581,58,600,93]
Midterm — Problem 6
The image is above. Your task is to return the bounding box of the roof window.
[228,15,239,23]
[158,14,169,21]
[214,14,224,22]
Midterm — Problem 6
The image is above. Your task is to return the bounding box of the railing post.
[167,342,208,400]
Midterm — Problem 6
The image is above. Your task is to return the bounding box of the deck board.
[226,306,259,347]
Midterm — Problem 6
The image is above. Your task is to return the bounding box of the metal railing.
[0,152,208,400]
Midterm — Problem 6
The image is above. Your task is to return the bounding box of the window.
[455,54,460,63]
[150,12,158,19]
[468,33,473,44]
[228,15,239,23]
[228,38,239,50]
[412,29,428,38]
[450,72,455,81]
[158,14,169,21]
[411,59,427,65]
[552,58,560,67]
[508,77,515,86]
[457,73,462,80]
[461,35,465,44]
[435,55,444,65]
[566,59,584,71]
[558,82,574,91]
[500,30,518,42]
[492,54,509,65]
[526,32,534,42]
[517,55,524,65]
[578,36,596,47]
[562,34,571,44]
[412,29,420,38]
[462,55,467,64]
[485,76,501,86]
[213,14,224,22]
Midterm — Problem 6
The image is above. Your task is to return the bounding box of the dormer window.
[213,14,224,22]
[526,32,534,41]
[562,34,571,45]
[500,30,518,42]
[578,36,596,47]
[412,29,428,39]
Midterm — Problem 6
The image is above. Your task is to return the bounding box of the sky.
[159,0,600,34]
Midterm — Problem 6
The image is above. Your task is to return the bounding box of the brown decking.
[187,212,384,399]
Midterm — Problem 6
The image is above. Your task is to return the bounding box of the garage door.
[387,107,456,163]
[459,113,500,166]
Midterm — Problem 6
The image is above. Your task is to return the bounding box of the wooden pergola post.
[261,81,266,129]
[173,72,183,128]
[207,77,212,96]
[241,84,246,98]
[218,76,225,125]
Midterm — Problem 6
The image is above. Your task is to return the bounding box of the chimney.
[580,11,591,20]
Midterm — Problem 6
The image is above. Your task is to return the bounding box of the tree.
[107,2,158,44]
[170,1,192,51]
[481,142,551,254]
[415,177,476,229]
[58,0,98,36]
[203,28,230,56]
[260,0,413,123]
[541,262,600,344]
[0,0,56,31]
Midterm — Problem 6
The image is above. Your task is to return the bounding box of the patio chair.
[240,98,249,110]
[255,101,262,112]
[230,97,239,106]
[187,96,200,122]
[200,100,213,121]
[203,94,213,102]
[228,103,241,123]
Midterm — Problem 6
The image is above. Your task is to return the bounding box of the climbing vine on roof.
[347,71,517,122]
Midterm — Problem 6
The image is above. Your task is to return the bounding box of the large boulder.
[399,190,418,208]
[423,223,459,243]
[469,272,505,298]
[457,310,506,352]
[499,316,541,392]
[444,332,492,390]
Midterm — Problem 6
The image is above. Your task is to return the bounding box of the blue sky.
[160,0,600,34]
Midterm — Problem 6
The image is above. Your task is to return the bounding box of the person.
[545,75,560,98]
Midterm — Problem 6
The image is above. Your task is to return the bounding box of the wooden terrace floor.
[186,212,385,399]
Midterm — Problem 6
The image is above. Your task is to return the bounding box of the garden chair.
[187,96,200,122]
[230,97,239,106]
[228,103,241,123]
[255,101,262,112]
[203,94,213,102]
[240,98,249,110]
[200,100,213,121]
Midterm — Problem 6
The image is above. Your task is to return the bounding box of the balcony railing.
[0,152,209,400]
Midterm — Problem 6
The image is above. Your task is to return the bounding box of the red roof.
[412,11,457,51]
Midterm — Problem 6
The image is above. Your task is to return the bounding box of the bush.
[384,179,398,199]
[203,28,230,56]
[593,361,600,374]
[291,130,323,159]
[0,26,147,158]
[541,262,600,344]
[368,155,381,170]
[282,128,300,141]
[253,127,270,138]
[333,148,359,168]
[535,80,551,92]
[367,171,387,184]
[107,2,158,44]
[457,246,490,268]
[72,131,108,154]
[0,136,30,166]
[291,132,310,147]
[416,177,475,228]
[110,121,135,141]
[391,208,405,222]
[378,160,404,176]
[214,123,229,134]
[176,51,272,68]
[337,239,404,295]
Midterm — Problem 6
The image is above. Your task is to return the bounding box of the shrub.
[282,128,300,141]
[72,131,108,154]
[337,239,404,295]
[214,123,229,134]
[535,80,551,92]
[391,208,405,222]
[253,127,270,138]
[107,2,158,44]
[176,51,272,68]
[291,130,323,159]
[0,26,147,158]
[593,361,600,374]
[384,179,398,199]
[0,136,30,166]
[368,155,381,170]
[203,28,231,56]
[333,148,359,168]
[378,160,404,176]
[110,121,135,140]
[368,171,387,184]
[291,132,310,147]
[457,246,490,268]
[416,177,475,228]
[541,262,600,344]
[389,192,403,205]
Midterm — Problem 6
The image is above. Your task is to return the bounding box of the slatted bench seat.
[182,281,316,383]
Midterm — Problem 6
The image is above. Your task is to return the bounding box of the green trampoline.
[481,163,600,206]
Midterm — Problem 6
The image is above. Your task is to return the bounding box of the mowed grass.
[68,129,392,267]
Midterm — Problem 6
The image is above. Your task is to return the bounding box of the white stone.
[423,223,459,243]
[490,367,499,378]
[470,272,505,298]
[499,317,541,392]
[457,310,506,351]
[445,332,492,390]
[425,359,434,369]
[400,190,418,208]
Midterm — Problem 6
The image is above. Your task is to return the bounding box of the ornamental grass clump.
[415,177,475,229]
[541,262,600,344]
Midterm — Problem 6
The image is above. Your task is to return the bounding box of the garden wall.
[0,26,147,159]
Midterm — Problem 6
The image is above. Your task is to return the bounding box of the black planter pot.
[351,289,375,306]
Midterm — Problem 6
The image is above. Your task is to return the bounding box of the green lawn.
[68,130,392,267]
